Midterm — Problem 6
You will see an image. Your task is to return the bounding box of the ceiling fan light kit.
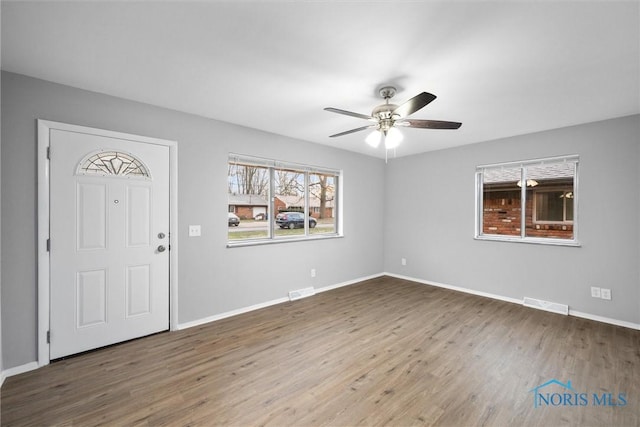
[365,129,382,148]
[325,85,462,156]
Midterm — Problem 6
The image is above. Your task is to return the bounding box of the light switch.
[189,225,201,237]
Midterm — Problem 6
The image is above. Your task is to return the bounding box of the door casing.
[37,119,179,366]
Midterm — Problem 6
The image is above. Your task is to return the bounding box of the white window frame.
[475,155,580,246]
[227,153,342,247]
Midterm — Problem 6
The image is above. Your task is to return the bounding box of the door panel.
[50,129,169,359]
[126,185,152,247]
[126,264,151,317]
[76,269,107,327]
[76,182,108,250]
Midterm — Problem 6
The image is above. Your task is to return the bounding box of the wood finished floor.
[2,276,639,426]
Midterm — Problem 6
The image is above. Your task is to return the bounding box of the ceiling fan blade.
[329,125,376,138]
[324,107,374,121]
[392,92,437,118]
[401,119,462,129]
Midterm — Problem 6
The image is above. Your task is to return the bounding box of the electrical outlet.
[600,288,611,300]
[401,258,407,266]
[590,287,601,298]
[188,225,201,237]
[310,268,316,278]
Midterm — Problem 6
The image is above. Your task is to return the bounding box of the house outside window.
[228,154,341,245]
[534,190,574,223]
[476,155,579,245]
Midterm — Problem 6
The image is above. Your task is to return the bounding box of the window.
[77,150,150,178]
[476,155,578,245]
[228,154,341,245]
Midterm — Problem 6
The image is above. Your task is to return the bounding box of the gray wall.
[3,70,638,371]
[1,71,386,369]
[0,26,3,379]
[384,115,640,325]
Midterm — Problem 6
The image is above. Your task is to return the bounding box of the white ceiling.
[2,1,639,159]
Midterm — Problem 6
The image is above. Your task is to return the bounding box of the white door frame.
[37,119,179,366]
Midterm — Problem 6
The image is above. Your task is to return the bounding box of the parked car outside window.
[228,212,240,227]
[275,212,316,229]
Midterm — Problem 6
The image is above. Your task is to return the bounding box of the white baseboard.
[2,361,40,381]
[385,272,523,305]
[1,372,5,388]
[569,309,640,330]
[316,272,385,294]
[384,272,640,331]
[177,273,385,331]
[176,296,290,330]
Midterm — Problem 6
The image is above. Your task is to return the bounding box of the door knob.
[157,245,166,253]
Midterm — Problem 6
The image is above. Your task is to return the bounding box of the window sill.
[475,234,581,247]
[227,233,343,248]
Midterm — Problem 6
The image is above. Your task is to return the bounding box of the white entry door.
[49,129,170,359]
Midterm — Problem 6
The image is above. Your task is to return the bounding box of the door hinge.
[47,330,51,344]
[46,238,51,252]
[46,146,51,160]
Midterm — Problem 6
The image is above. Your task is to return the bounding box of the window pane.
[309,173,337,234]
[228,163,270,240]
[274,169,306,237]
[78,151,150,178]
[526,162,575,239]
[481,166,522,236]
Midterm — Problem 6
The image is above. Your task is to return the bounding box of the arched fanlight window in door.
[76,150,150,179]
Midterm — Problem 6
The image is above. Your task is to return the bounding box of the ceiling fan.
[324,86,462,150]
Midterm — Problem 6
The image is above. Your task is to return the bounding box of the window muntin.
[476,156,578,245]
[77,150,150,178]
[228,154,340,245]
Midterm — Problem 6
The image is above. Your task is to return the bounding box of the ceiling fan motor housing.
[372,86,401,131]
[372,103,400,131]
